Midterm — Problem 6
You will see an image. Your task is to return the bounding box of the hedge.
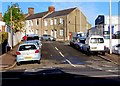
[0,32,8,44]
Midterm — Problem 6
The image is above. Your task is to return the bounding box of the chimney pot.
[48,6,55,12]
[0,12,2,20]
[28,7,34,15]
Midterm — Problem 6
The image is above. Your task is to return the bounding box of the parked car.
[112,44,120,55]
[70,37,78,47]
[82,35,106,55]
[75,37,86,51]
[26,34,42,48]
[41,34,56,41]
[16,43,41,65]
[25,41,42,49]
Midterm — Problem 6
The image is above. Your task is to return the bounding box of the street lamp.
[109,0,112,54]
[10,3,18,49]
[10,3,13,49]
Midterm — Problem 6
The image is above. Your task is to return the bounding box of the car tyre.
[86,49,90,56]
[102,52,105,56]
[16,62,21,66]
[37,60,40,64]
[48,38,51,41]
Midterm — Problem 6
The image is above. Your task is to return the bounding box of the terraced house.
[25,6,91,41]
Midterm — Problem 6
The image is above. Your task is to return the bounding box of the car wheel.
[86,49,90,56]
[48,38,51,41]
[16,62,21,66]
[37,60,40,64]
[102,52,105,56]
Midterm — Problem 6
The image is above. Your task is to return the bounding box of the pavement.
[0,41,119,71]
[0,43,19,70]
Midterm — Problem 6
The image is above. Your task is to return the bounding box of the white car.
[41,34,56,41]
[16,43,41,65]
[82,35,106,55]
[112,44,120,55]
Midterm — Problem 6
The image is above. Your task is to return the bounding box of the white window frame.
[50,19,53,25]
[60,18,63,24]
[44,20,48,26]
[60,29,64,36]
[54,19,57,25]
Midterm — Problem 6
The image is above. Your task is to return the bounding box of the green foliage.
[3,3,25,33]
[0,32,8,44]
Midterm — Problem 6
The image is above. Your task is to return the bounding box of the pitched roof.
[26,11,48,20]
[44,7,77,19]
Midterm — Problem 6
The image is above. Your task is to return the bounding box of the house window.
[60,29,64,36]
[36,19,39,25]
[54,19,57,25]
[29,21,31,26]
[44,20,48,26]
[44,30,48,34]
[29,20,33,26]
[50,19,53,25]
[60,18,63,24]
[31,20,33,26]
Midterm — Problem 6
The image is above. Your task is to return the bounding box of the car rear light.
[16,52,21,55]
[104,46,106,49]
[35,50,39,53]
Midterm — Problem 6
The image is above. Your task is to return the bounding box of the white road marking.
[87,65,103,70]
[107,69,119,72]
[59,51,65,57]
[58,51,76,67]
[66,59,76,67]
[55,47,59,51]
[92,74,120,77]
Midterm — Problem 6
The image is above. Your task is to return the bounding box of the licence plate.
[25,57,32,59]
[91,47,97,49]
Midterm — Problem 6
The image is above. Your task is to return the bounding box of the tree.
[3,3,25,33]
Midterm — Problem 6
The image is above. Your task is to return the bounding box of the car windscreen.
[19,45,37,51]
[78,38,86,44]
[80,40,85,44]
[90,38,104,43]
[27,36,39,41]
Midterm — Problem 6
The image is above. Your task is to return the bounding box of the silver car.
[41,34,56,41]
[16,43,41,65]
[112,44,120,55]
[26,34,42,48]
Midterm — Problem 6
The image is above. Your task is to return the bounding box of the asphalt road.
[5,41,120,78]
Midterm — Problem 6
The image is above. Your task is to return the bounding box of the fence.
[8,31,24,48]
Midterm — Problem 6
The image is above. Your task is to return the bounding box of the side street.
[0,2,120,72]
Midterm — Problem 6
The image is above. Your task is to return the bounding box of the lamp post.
[10,2,13,49]
[10,3,19,49]
[109,0,112,54]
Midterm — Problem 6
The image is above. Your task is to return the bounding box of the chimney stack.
[28,7,34,15]
[0,12,2,20]
[48,6,55,12]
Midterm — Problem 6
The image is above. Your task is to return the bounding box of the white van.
[82,35,106,55]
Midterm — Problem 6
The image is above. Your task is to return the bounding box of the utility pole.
[10,2,13,49]
[109,0,112,54]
